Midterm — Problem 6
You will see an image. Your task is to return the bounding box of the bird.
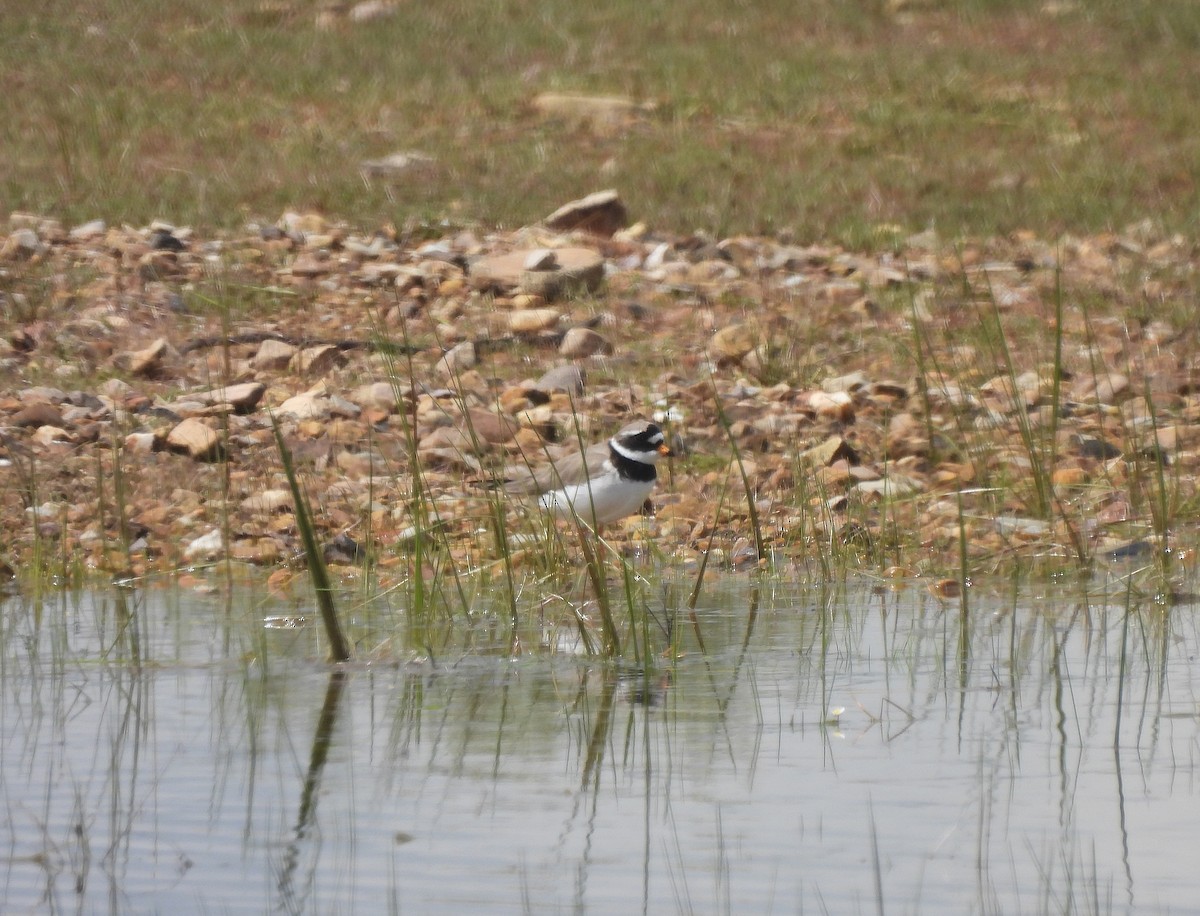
[502,419,673,529]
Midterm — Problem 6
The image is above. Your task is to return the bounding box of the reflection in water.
[279,668,348,913]
[1,578,1199,912]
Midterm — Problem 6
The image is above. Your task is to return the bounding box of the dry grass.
[3,1,1199,241]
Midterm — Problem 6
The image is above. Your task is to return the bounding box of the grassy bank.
[4,1,1200,242]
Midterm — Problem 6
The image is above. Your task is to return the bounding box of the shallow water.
[2,576,1199,914]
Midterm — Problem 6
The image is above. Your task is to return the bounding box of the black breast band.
[610,446,657,483]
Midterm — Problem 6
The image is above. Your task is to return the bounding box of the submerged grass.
[2,570,1191,912]
[270,413,350,662]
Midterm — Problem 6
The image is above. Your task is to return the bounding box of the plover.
[504,420,673,528]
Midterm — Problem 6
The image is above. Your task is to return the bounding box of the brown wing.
[502,441,610,495]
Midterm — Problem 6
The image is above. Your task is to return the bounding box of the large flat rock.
[469,247,604,300]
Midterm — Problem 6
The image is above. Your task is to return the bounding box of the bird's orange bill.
[658,443,674,457]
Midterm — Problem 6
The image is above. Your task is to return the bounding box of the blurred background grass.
[3,0,1198,243]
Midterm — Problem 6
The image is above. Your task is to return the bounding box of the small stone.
[101,378,136,401]
[167,418,223,461]
[807,390,855,423]
[417,443,484,473]
[350,0,396,21]
[324,395,359,421]
[856,476,923,498]
[184,529,225,560]
[558,327,612,358]
[728,421,768,451]
[1071,371,1130,403]
[324,533,364,565]
[279,211,327,236]
[187,383,267,413]
[509,308,562,333]
[420,425,490,456]
[710,323,757,361]
[524,249,559,271]
[885,412,930,457]
[450,369,489,396]
[349,381,406,412]
[436,277,466,297]
[360,150,434,176]
[31,425,71,446]
[994,517,1051,538]
[797,435,858,467]
[290,254,330,278]
[124,432,159,454]
[542,186,628,234]
[437,341,477,376]
[292,344,347,375]
[499,386,547,414]
[117,337,169,376]
[242,489,293,513]
[252,338,298,371]
[2,228,46,260]
[11,403,64,428]
[277,391,330,420]
[643,243,676,271]
[230,538,284,565]
[301,234,337,251]
[536,365,586,395]
[1153,426,1179,451]
[822,371,869,393]
[465,409,518,444]
[471,247,604,299]
[510,293,546,310]
[929,579,961,601]
[69,219,106,240]
[137,250,180,281]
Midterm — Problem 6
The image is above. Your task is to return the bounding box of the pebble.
[524,249,558,271]
[360,150,433,175]
[70,219,106,240]
[184,529,225,560]
[124,432,158,454]
[471,247,604,300]
[167,418,222,460]
[293,344,347,375]
[278,390,331,420]
[187,383,267,413]
[542,189,629,237]
[559,327,612,358]
[807,390,854,422]
[536,365,586,394]
[242,490,293,513]
[253,338,298,370]
[509,308,561,333]
[710,323,757,361]
[437,341,477,375]
[12,403,64,428]
[0,212,1193,582]
[117,337,169,376]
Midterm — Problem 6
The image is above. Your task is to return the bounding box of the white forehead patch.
[612,437,661,463]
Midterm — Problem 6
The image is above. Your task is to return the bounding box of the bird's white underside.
[530,422,667,526]
[538,467,656,526]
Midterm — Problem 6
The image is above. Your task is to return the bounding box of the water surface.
[2,576,1198,913]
